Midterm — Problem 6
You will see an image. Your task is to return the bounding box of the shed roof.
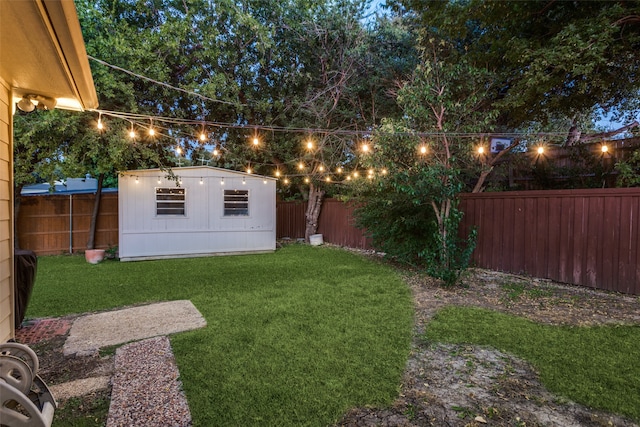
[122,166,278,181]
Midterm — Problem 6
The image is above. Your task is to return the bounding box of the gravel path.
[106,336,192,427]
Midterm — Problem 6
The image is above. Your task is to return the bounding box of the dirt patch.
[337,267,640,427]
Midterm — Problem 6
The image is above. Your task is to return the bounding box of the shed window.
[224,189,249,216]
[156,188,186,216]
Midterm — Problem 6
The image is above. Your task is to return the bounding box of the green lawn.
[426,306,640,422]
[28,245,414,426]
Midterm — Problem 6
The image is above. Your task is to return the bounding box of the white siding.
[0,77,13,342]
[119,167,276,261]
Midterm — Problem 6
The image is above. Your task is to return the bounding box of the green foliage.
[29,246,413,426]
[427,307,640,421]
[420,207,477,287]
[615,149,640,187]
[397,0,640,127]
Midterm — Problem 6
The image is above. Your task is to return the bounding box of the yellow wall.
[0,76,13,342]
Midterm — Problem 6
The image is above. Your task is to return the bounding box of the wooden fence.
[276,199,372,249]
[17,193,118,255]
[16,190,640,294]
[459,188,640,295]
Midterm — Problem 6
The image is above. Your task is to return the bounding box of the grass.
[425,306,640,421]
[28,245,414,426]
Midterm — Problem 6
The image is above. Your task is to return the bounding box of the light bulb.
[337,167,342,173]
[304,177,310,183]
[298,162,305,170]
[252,137,259,146]
[602,145,609,153]
[537,146,544,155]
[199,132,207,142]
[319,165,324,172]
[149,128,156,136]
[325,177,331,182]
[362,143,370,153]
[478,146,485,154]
[420,146,427,154]
[306,141,313,150]
[284,178,289,184]
[129,129,136,138]
[381,169,388,175]
[200,177,204,185]
[275,170,281,177]
[97,119,104,130]
[220,178,225,185]
[213,148,219,156]
[247,168,252,174]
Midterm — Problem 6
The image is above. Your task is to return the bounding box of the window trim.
[223,189,249,217]
[155,187,186,216]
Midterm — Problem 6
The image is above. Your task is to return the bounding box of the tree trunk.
[14,185,23,250]
[304,183,325,243]
[86,173,104,250]
[472,139,521,193]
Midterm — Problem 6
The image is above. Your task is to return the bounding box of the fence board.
[460,188,640,295]
[17,193,118,255]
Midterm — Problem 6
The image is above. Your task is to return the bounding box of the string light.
[128,122,136,139]
[346,175,352,181]
[419,145,427,155]
[220,177,225,185]
[97,113,104,131]
[283,178,290,184]
[263,179,268,184]
[353,172,359,178]
[176,146,182,155]
[537,146,545,155]
[381,168,388,175]
[601,144,609,153]
[477,146,485,154]
[275,170,281,177]
[298,162,305,170]
[304,177,310,183]
[246,167,252,174]
[199,124,207,142]
[361,143,370,153]
[306,140,314,150]
[149,119,155,136]
[318,165,324,172]
[336,167,342,173]
[252,135,260,146]
[212,147,219,156]
[325,176,331,182]
[199,177,204,185]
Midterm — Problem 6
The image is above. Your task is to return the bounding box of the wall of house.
[119,168,276,261]
[0,77,14,342]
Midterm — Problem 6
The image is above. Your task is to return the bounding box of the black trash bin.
[14,249,37,328]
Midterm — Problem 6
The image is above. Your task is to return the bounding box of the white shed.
[118,166,277,261]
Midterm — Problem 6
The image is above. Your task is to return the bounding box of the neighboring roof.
[0,0,98,111]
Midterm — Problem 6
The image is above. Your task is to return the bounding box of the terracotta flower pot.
[85,249,106,264]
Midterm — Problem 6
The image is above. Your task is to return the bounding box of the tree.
[355,38,495,285]
[393,0,640,136]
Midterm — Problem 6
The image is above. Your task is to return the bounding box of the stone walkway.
[15,301,206,426]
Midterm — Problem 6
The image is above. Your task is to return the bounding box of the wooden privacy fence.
[276,199,372,249]
[17,193,118,255]
[17,190,640,295]
[459,188,640,295]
